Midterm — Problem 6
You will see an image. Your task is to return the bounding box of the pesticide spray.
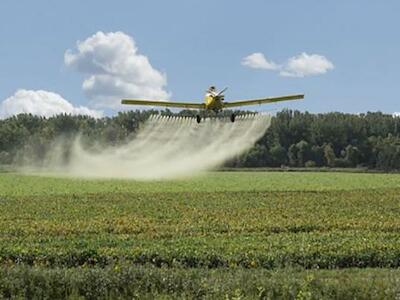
[34,114,272,180]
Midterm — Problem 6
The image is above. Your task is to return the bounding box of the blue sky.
[0,1,399,117]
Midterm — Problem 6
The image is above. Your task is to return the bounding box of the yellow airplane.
[121,86,304,123]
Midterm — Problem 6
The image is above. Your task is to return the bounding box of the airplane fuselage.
[204,94,224,112]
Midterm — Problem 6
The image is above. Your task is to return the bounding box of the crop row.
[1,190,400,236]
[1,265,400,299]
[1,230,400,268]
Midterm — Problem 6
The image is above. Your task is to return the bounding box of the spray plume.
[34,114,271,180]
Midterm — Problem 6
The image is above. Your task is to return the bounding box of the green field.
[1,171,400,299]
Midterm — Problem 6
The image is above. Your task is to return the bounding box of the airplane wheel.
[230,113,236,123]
[196,115,201,123]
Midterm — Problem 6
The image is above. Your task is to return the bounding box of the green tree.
[288,144,299,167]
[323,144,336,167]
[296,140,311,167]
[269,143,287,167]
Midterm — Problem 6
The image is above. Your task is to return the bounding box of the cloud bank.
[242,52,334,77]
[1,31,169,119]
[0,90,102,119]
[65,31,170,108]
[241,52,279,70]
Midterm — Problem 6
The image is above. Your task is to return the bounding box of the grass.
[1,171,400,298]
[1,171,400,196]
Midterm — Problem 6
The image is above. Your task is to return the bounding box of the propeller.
[217,87,228,96]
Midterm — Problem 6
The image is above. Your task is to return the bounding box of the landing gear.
[196,115,201,123]
[230,113,236,123]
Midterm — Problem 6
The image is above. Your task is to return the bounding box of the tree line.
[0,109,399,170]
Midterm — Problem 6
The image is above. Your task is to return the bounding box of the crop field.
[1,171,400,298]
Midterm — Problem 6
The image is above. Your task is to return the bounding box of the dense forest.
[1,109,400,170]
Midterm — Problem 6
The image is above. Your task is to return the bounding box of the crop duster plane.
[121,86,304,123]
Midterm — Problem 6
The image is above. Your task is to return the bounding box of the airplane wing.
[121,99,205,109]
[223,94,304,108]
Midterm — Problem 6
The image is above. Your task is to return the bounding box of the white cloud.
[65,31,170,109]
[0,89,103,119]
[241,52,279,70]
[394,112,400,117]
[242,52,334,77]
[280,53,334,77]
